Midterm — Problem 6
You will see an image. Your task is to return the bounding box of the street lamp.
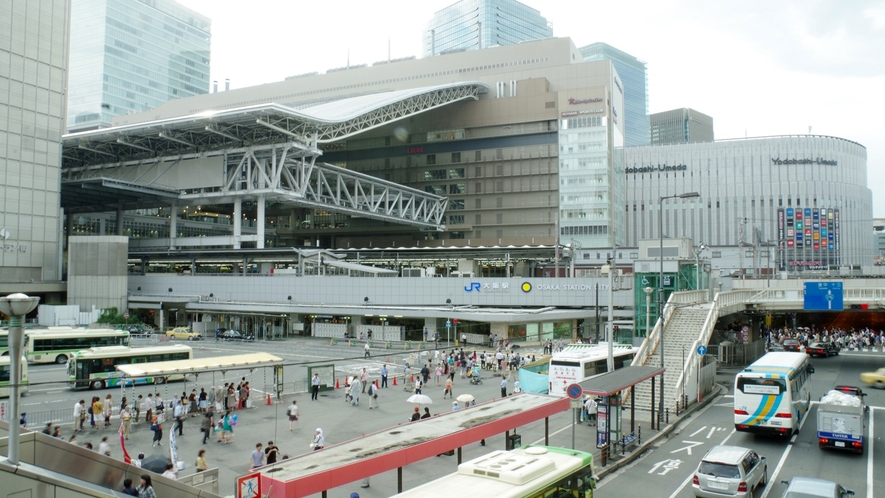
[0,293,40,466]
[658,192,699,425]
[693,243,708,290]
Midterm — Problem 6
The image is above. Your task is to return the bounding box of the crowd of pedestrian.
[768,325,885,350]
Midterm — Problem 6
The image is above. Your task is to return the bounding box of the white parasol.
[456,394,475,404]
[406,394,433,405]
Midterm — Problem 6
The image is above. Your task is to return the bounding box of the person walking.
[90,397,102,429]
[201,410,214,444]
[360,368,368,394]
[311,373,320,401]
[249,443,265,470]
[311,428,324,451]
[137,475,157,498]
[364,341,371,358]
[584,396,597,426]
[287,399,299,430]
[443,376,453,399]
[195,449,208,472]
[73,399,85,432]
[436,364,443,386]
[218,410,233,444]
[120,403,131,439]
[380,364,388,388]
[103,394,113,428]
[133,395,143,423]
[350,378,362,406]
[368,381,379,409]
[98,436,111,456]
[500,376,508,398]
[264,440,279,465]
[143,394,154,428]
[151,411,163,447]
[174,398,185,436]
[189,389,198,417]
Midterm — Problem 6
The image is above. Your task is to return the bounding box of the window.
[449,184,465,194]
[424,169,446,181]
[451,152,461,163]
[449,168,465,179]
[426,154,436,165]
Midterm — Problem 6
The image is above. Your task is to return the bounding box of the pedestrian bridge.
[632,282,885,415]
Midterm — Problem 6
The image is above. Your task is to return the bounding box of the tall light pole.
[658,192,699,425]
[0,293,40,466]
[694,243,708,290]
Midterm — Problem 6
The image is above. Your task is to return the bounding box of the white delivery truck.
[817,385,867,454]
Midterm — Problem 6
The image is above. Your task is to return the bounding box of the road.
[598,351,883,498]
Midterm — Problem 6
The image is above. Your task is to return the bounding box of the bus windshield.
[737,377,786,395]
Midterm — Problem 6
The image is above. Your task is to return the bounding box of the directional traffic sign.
[566,383,583,400]
[804,281,843,311]
[696,345,707,355]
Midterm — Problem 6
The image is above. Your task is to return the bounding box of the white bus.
[67,345,193,390]
[0,327,131,365]
[393,445,595,497]
[548,343,638,396]
[0,355,28,397]
[734,352,814,437]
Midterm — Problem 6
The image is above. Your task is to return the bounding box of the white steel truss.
[179,142,447,229]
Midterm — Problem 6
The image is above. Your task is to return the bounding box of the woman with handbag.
[150,412,163,447]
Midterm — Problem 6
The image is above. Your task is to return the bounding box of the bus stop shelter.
[579,365,666,434]
[115,352,285,399]
[253,393,568,497]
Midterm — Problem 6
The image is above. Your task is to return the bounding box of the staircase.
[629,303,713,416]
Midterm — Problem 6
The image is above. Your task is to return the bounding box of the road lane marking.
[868,407,875,498]
[688,426,707,437]
[669,440,704,455]
[668,428,735,498]
[759,401,815,498]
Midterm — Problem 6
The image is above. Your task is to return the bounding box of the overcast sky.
[176,0,885,216]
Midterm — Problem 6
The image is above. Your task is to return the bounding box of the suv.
[782,339,801,352]
[692,445,767,498]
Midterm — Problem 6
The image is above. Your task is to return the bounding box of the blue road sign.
[697,345,707,355]
[804,282,843,311]
[566,383,583,400]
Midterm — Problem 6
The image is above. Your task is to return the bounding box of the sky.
[175,0,885,216]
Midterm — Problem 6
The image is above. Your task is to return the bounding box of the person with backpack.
[368,381,379,410]
[201,410,214,444]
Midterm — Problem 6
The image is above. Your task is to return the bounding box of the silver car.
[780,477,854,498]
[692,445,767,498]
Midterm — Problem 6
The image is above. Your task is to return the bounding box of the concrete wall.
[67,236,128,312]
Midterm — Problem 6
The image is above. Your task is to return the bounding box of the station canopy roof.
[62,81,489,168]
[579,366,665,397]
[115,352,283,378]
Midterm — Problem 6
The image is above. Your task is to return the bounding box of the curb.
[596,383,725,479]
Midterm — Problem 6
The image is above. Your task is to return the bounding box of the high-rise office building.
[649,107,714,145]
[423,0,552,57]
[0,0,70,294]
[66,0,211,133]
[579,42,649,146]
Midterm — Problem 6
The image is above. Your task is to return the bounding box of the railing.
[632,290,708,370]
[674,293,721,409]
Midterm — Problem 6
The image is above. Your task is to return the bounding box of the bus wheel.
[56,354,68,365]
[90,379,105,390]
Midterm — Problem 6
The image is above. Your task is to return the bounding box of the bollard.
[601,443,609,467]
[666,408,669,425]
[404,341,410,350]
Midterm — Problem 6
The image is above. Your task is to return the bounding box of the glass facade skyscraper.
[0,0,70,286]
[579,42,649,146]
[66,0,211,133]
[423,0,552,57]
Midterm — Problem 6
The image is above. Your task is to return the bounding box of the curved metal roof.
[62,81,488,168]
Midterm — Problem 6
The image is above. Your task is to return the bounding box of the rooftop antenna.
[808,126,812,135]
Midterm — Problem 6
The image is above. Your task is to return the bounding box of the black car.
[806,342,840,357]
[783,339,801,352]
[127,324,153,336]
[221,330,254,341]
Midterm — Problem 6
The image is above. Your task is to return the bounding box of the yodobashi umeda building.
[624,135,872,270]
